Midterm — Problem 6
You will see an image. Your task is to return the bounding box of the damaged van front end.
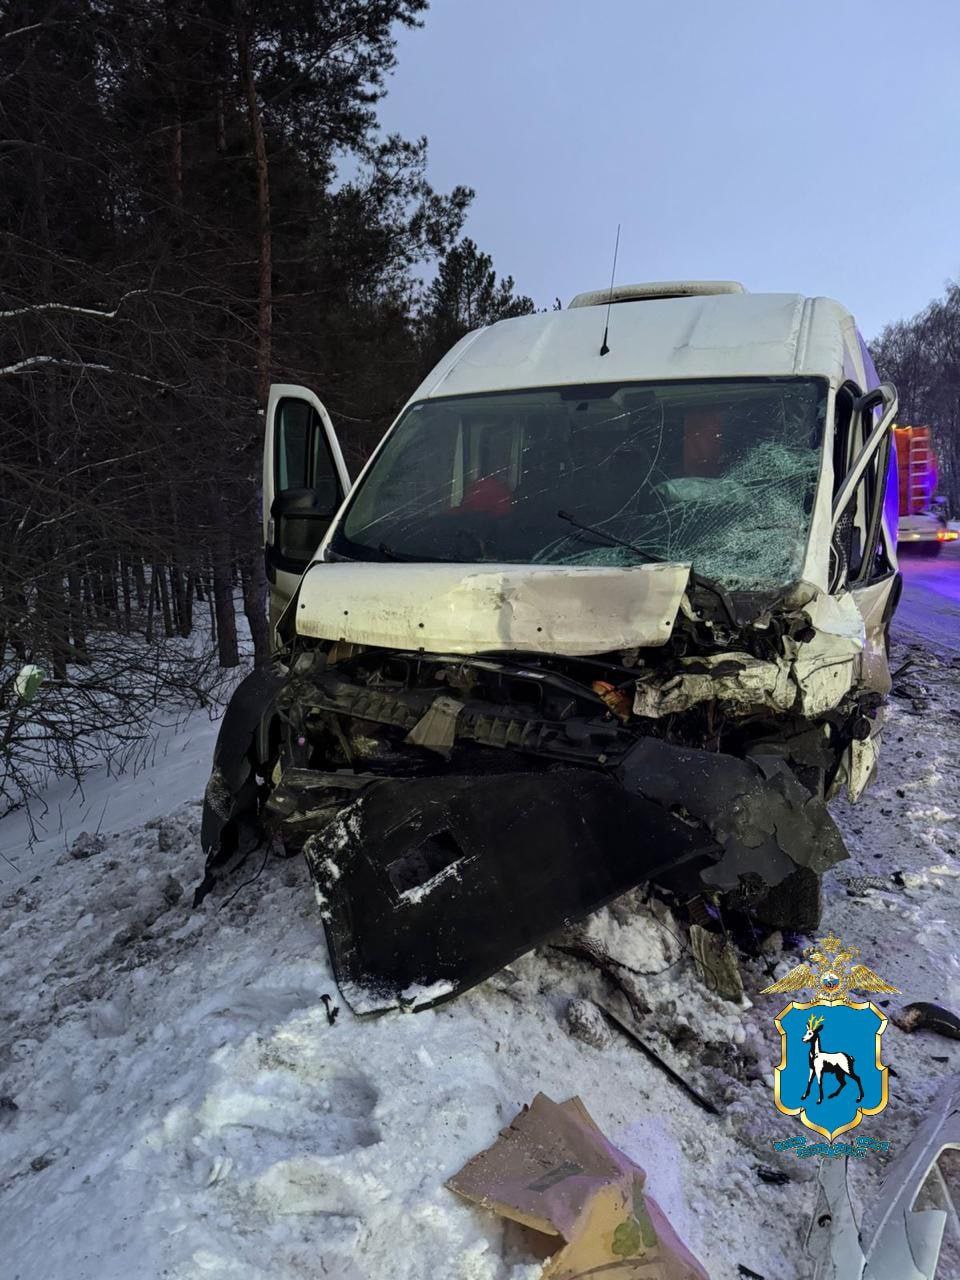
[199,288,901,1013]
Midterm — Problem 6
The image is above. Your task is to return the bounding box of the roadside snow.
[2,622,960,1276]
[0,814,807,1280]
[0,703,225,886]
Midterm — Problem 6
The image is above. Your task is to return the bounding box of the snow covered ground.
[2,553,959,1280]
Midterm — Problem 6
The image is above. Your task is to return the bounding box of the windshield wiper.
[556,510,665,564]
[374,541,453,564]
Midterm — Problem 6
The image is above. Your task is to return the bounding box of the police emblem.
[762,933,899,1141]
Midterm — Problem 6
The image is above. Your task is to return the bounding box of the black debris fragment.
[755,1165,790,1185]
[320,993,339,1026]
[308,768,715,1014]
[595,1001,720,1116]
[892,1001,960,1040]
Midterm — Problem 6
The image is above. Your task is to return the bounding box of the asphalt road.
[895,539,960,654]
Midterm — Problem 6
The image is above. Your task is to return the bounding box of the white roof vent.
[568,280,746,309]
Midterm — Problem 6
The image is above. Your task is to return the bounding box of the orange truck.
[894,424,957,554]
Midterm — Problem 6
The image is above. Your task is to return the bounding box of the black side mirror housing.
[267,485,339,576]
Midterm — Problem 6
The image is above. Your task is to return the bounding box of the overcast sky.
[378,0,960,338]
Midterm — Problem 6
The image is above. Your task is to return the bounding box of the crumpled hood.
[293,560,692,656]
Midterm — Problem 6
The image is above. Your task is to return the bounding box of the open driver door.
[263,384,351,643]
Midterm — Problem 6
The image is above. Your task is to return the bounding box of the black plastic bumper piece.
[303,767,719,1015]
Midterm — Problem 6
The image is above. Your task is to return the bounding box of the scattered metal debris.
[320,993,339,1026]
[596,1001,720,1117]
[755,1165,790,1185]
[861,1073,960,1278]
[893,1002,960,1040]
[805,1073,960,1280]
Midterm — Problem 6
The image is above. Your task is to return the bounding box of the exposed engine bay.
[198,569,892,1015]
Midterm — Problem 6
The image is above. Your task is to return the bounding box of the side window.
[276,399,340,510]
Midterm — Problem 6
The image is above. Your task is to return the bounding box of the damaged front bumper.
[198,575,884,1013]
[266,734,846,1015]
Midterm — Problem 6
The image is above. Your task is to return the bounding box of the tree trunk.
[67,565,89,664]
[240,546,270,666]
[120,557,131,631]
[183,569,196,634]
[212,507,239,668]
[157,563,174,638]
[237,19,272,409]
[145,568,158,644]
[134,559,147,610]
[41,568,69,680]
[170,564,191,638]
[207,569,217,638]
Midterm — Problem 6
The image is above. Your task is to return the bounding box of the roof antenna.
[599,223,621,356]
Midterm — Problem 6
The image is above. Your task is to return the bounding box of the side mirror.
[267,485,338,575]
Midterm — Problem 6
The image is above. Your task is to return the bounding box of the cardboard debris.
[447,1093,710,1279]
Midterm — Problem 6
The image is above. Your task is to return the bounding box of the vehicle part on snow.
[892,1002,960,1040]
[595,1001,720,1116]
[303,766,716,1014]
[805,1156,864,1280]
[446,1092,710,1279]
[689,924,744,1002]
[805,1073,960,1280]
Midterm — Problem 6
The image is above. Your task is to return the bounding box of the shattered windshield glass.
[333,378,827,590]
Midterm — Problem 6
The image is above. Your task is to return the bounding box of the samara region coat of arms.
[761,933,899,1141]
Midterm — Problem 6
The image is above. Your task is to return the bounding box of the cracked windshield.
[336,378,827,589]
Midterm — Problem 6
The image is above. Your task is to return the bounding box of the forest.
[0,1,533,818]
